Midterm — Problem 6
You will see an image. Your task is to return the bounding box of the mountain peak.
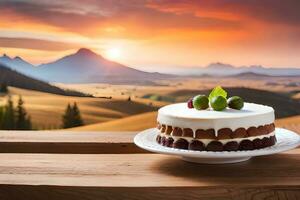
[206,62,235,69]
[249,65,264,69]
[13,56,34,67]
[2,53,11,59]
[14,56,22,60]
[76,48,98,56]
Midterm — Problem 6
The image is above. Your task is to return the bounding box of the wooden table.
[0,131,299,200]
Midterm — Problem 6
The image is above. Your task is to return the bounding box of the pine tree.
[0,83,8,93]
[15,96,32,130]
[62,103,73,128]
[72,102,84,127]
[62,103,84,128]
[2,96,15,130]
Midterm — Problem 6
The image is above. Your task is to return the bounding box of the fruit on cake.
[156,86,276,151]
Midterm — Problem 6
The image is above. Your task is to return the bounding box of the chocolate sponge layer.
[156,135,276,152]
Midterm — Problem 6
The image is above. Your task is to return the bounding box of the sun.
[106,47,121,60]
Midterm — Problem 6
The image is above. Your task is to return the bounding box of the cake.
[156,102,276,151]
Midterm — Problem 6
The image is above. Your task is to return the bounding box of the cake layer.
[156,134,276,151]
[159,131,275,145]
[157,123,275,139]
[157,103,274,135]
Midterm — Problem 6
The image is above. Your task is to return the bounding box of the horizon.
[2,48,300,75]
[0,47,300,75]
[1,0,300,70]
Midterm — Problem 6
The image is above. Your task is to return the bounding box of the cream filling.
[158,103,275,137]
[159,131,275,146]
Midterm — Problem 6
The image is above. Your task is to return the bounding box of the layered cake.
[156,103,276,151]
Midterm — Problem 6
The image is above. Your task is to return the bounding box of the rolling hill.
[1,87,159,129]
[70,111,157,131]
[276,115,300,133]
[0,64,88,96]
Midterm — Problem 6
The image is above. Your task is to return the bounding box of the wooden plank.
[0,129,298,154]
[0,151,299,200]
[0,131,147,154]
[0,186,299,200]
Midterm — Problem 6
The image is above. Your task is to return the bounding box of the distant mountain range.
[0,54,35,76]
[1,49,300,84]
[0,63,89,97]
[0,48,170,84]
[174,62,300,76]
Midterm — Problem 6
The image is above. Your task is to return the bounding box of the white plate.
[134,128,300,164]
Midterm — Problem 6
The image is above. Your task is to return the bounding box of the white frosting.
[157,102,275,136]
[160,132,275,146]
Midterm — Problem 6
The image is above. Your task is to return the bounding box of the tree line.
[0,98,84,130]
[0,96,32,130]
[0,83,84,130]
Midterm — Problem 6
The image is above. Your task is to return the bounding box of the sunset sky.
[0,0,300,71]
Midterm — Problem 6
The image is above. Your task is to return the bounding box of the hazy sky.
[0,0,300,70]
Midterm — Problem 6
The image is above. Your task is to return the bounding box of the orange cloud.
[0,37,80,51]
[0,0,300,68]
[0,0,241,38]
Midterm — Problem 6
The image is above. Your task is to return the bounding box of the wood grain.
[0,131,147,154]
[0,152,299,187]
[0,186,299,200]
[0,152,299,199]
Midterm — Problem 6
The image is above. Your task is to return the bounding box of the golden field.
[1,76,299,132]
[70,111,157,131]
[56,76,300,98]
[0,87,163,130]
[276,115,300,133]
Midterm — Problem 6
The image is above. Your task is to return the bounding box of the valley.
[1,74,299,131]
[0,48,299,132]
[0,87,160,130]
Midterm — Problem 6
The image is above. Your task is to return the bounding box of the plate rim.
[134,128,300,158]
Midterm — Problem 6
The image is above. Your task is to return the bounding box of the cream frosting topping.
[157,102,275,136]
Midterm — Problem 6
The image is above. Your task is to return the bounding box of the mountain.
[193,62,300,77]
[0,63,89,97]
[227,72,273,79]
[0,54,36,76]
[206,62,235,69]
[0,49,171,84]
[169,62,300,76]
[245,66,300,76]
[35,48,170,83]
[1,50,300,82]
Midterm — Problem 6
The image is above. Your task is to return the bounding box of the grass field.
[70,111,157,131]
[276,115,300,133]
[1,75,300,131]
[0,87,163,130]
[57,76,300,100]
